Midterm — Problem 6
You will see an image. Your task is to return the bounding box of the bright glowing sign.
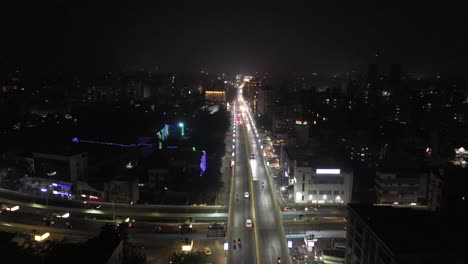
[316,169,340,174]
[224,242,229,250]
[34,232,50,242]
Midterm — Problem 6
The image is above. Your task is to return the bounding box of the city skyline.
[0,3,467,263]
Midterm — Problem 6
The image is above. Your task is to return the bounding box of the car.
[51,211,70,218]
[209,223,225,230]
[90,204,102,210]
[203,247,212,256]
[179,223,192,233]
[250,154,256,159]
[244,192,249,198]
[245,219,252,228]
[43,216,54,226]
[82,201,102,210]
[1,204,20,212]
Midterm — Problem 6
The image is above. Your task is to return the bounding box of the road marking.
[242,119,261,264]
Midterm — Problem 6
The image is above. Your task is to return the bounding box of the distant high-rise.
[366,64,379,116]
[367,64,379,82]
[389,64,401,85]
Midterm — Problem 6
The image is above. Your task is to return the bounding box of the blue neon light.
[52,182,71,189]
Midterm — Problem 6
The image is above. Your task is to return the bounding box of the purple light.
[200,151,207,176]
[71,138,152,148]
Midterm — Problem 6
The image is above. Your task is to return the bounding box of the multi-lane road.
[228,97,291,264]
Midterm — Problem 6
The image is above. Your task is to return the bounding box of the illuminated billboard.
[316,169,340,174]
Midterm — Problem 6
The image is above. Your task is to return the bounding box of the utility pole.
[112,200,115,222]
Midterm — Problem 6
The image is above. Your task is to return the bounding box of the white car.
[244,192,249,198]
[245,219,252,228]
[51,211,70,218]
[1,204,19,212]
[203,247,212,256]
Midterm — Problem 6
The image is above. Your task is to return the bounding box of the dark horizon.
[1,2,466,78]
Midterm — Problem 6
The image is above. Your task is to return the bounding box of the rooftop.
[348,203,467,263]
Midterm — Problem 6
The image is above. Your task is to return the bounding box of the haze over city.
[1,2,465,77]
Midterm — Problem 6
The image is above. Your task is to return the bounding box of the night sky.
[1,2,465,76]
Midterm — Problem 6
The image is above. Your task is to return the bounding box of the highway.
[242,98,290,264]
[0,188,227,214]
[228,101,256,263]
[227,95,291,264]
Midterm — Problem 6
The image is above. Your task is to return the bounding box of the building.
[255,86,274,116]
[388,64,401,88]
[104,179,139,204]
[320,249,345,264]
[374,169,428,205]
[293,167,353,204]
[294,119,309,147]
[346,204,465,264]
[33,152,88,182]
[205,90,226,102]
[280,138,353,204]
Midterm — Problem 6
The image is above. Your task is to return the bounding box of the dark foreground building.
[346,203,466,264]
